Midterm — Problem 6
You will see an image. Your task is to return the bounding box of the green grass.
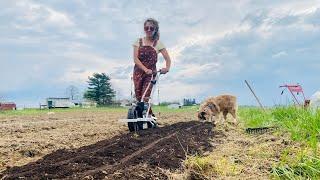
[184,154,215,175]
[272,151,320,179]
[0,106,127,116]
[239,106,320,179]
[0,105,198,117]
[238,107,275,128]
[153,105,199,113]
[240,106,320,150]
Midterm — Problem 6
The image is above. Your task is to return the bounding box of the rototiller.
[119,70,162,132]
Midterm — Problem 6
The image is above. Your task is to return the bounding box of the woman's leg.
[141,74,154,116]
[133,71,144,102]
[141,74,153,102]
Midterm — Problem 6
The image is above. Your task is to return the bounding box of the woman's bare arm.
[160,48,171,74]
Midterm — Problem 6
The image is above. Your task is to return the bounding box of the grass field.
[0,105,198,116]
[1,105,319,179]
[240,106,320,179]
[184,106,320,179]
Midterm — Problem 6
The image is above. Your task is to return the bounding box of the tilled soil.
[0,109,197,171]
[1,121,219,179]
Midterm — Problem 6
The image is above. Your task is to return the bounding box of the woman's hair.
[144,18,159,41]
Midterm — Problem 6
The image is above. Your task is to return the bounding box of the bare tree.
[66,85,80,101]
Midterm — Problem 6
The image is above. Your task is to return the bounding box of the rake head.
[245,126,278,134]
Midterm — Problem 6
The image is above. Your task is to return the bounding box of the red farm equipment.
[279,84,310,107]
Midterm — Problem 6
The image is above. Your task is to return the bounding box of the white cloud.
[170,24,251,65]
[159,81,212,102]
[74,31,89,39]
[16,0,74,28]
[54,51,128,84]
[173,63,221,80]
[272,51,288,58]
[1,0,320,106]
[46,8,74,27]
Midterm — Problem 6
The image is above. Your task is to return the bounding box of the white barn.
[46,97,74,109]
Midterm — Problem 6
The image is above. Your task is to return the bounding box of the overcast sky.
[1,0,320,107]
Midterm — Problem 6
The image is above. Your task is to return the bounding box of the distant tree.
[66,85,80,100]
[84,73,115,105]
[183,98,196,106]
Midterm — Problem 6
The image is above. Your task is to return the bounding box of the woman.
[133,18,171,116]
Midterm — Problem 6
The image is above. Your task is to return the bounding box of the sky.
[1,0,320,107]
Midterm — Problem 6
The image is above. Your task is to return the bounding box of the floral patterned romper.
[133,38,158,103]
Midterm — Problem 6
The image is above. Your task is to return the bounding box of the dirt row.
[0,109,199,172]
[1,121,220,179]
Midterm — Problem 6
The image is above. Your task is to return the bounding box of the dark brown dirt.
[1,121,221,179]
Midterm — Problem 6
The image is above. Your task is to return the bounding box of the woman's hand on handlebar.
[160,67,169,74]
[144,69,153,75]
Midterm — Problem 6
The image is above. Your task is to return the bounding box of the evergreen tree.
[84,73,115,105]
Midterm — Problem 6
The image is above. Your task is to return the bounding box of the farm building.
[167,103,182,109]
[119,99,132,107]
[46,97,74,109]
[0,102,17,110]
[81,100,97,108]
